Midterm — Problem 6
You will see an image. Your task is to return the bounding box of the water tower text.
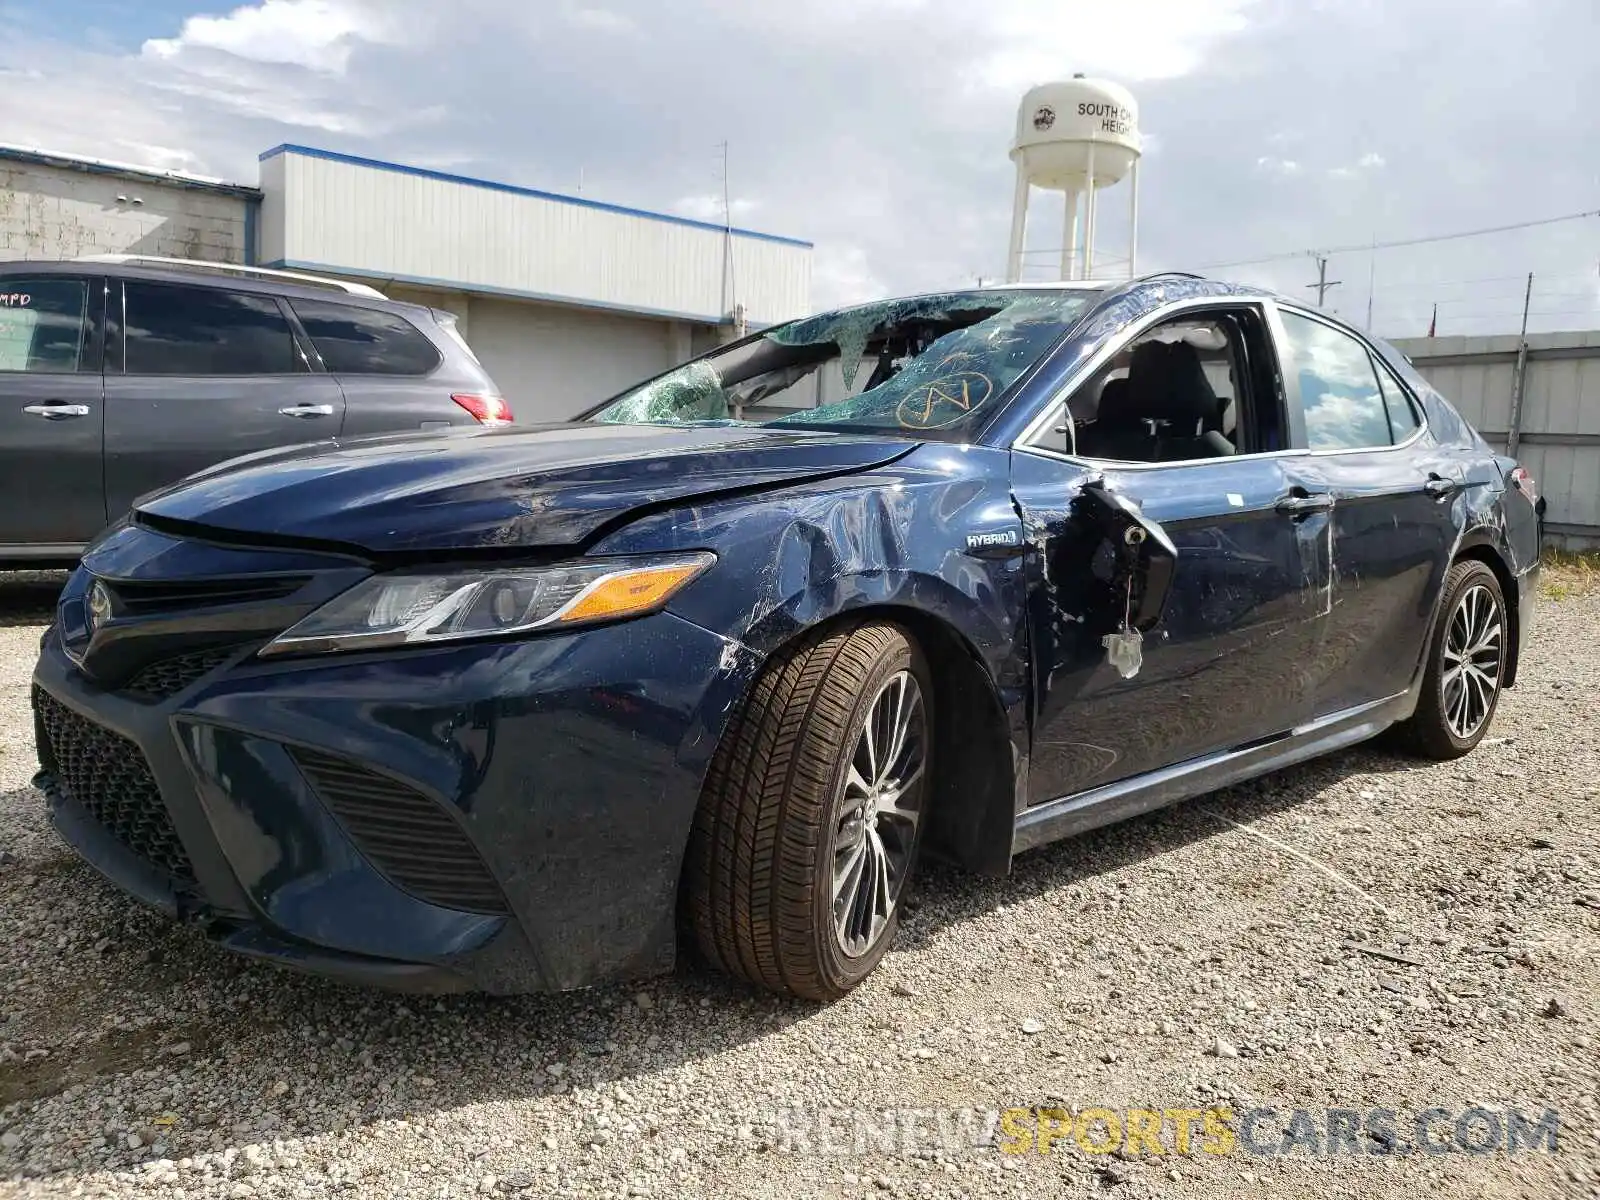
[1079,102,1134,136]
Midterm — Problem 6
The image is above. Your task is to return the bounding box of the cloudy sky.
[2,0,1597,336]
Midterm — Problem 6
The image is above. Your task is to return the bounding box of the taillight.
[1509,465,1539,505]
[452,394,513,426]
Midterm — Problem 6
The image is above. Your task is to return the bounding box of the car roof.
[0,257,434,318]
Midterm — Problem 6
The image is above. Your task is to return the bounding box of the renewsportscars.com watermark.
[769,1105,1561,1159]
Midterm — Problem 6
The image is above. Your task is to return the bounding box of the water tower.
[1005,76,1142,283]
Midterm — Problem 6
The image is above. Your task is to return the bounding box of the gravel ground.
[1,568,1596,1200]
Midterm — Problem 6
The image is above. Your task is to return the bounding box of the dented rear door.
[1013,448,1333,805]
[1281,445,1462,716]
[1269,303,1464,718]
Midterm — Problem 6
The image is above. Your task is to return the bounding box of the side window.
[1278,310,1393,451]
[0,279,90,373]
[1374,358,1421,441]
[290,299,442,376]
[124,283,299,376]
[1037,311,1265,463]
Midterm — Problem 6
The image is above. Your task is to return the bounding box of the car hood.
[134,422,916,553]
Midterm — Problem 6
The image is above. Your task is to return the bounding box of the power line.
[1371,292,1599,310]
[1365,270,1597,293]
[1193,207,1600,272]
[1376,307,1600,320]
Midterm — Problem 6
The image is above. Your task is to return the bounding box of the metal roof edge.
[264,257,754,325]
[0,143,262,199]
[258,144,814,249]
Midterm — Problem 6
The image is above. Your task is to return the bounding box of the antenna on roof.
[717,140,740,335]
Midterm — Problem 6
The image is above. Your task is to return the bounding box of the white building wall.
[466,296,677,421]
[262,147,811,327]
[0,157,250,263]
[365,278,682,422]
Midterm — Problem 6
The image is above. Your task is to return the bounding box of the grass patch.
[1540,549,1600,601]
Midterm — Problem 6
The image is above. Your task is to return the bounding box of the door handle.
[278,404,335,419]
[1275,489,1334,515]
[22,403,91,420]
[1424,474,1461,498]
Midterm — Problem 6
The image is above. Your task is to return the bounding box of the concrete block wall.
[0,162,250,264]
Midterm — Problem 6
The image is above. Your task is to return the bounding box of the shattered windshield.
[585,288,1098,437]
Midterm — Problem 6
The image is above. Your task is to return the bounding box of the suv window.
[0,279,90,373]
[1280,310,1394,451]
[124,282,300,376]
[290,299,441,376]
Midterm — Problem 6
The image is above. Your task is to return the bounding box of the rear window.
[0,279,90,373]
[290,299,442,376]
[125,282,300,376]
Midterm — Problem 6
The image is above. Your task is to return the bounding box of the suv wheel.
[685,622,931,1000]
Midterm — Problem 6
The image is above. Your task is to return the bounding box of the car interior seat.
[1117,340,1235,461]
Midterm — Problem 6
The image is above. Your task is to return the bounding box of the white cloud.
[674,195,761,223]
[812,244,890,309]
[6,0,1597,338]
[141,0,396,73]
[1329,151,1386,179]
[975,0,1255,89]
[1304,389,1390,449]
[565,6,640,35]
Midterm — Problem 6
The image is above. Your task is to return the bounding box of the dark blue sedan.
[31,273,1541,1000]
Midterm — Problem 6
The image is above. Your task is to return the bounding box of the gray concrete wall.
[0,160,250,263]
[1392,331,1600,548]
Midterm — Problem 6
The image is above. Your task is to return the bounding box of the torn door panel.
[1013,450,1330,805]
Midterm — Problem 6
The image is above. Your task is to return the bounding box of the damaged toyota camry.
[32,273,1540,1001]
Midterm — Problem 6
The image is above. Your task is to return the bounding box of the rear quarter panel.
[334,376,479,437]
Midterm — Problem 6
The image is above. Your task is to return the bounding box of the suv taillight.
[1509,465,1539,505]
[452,394,513,426]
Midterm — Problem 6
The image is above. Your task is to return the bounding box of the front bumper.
[32,611,761,994]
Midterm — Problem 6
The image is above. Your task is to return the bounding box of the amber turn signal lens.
[557,562,708,625]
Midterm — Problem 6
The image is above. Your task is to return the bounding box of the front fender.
[591,447,1029,686]
[591,448,1034,876]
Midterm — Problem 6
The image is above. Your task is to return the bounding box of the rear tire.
[685,622,931,1001]
[1392,558,1507,760]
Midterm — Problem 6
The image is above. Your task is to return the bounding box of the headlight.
[260,552,715,657]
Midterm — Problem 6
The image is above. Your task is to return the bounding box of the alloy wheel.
[832,670,928,958]
[1441,582,1503,740]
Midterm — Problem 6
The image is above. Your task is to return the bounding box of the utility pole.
[1364,234,1377,329]
[1507,272,1534,458]
[1307,255,1343,308]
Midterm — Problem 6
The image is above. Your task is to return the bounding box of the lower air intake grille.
[123,646,238,701]
[289,747,508,915]
[32,688,195,888]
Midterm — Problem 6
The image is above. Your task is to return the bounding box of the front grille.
[32,688,195,888]
[109,575,309,615]
[289,747,508,915]
[123,646,238,701]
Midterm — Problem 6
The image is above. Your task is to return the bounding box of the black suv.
[0,255,507,566]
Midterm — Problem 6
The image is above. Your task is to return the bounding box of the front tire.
[685,622,931,1001]
[1393,559,1507,760]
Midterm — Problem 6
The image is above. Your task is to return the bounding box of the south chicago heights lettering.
[1078,101,1133,136]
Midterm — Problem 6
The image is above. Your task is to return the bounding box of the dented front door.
[1013,448,1333,805]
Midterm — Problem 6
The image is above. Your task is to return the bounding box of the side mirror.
[1078,477,1177,633]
